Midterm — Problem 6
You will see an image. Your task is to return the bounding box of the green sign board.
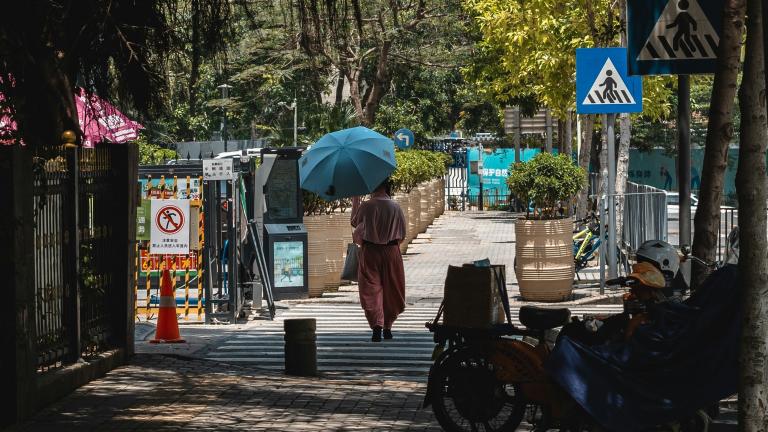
[136,199,151,241]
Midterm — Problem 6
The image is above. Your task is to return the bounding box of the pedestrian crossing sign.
[576,48,643,114]
[628,0,722,75]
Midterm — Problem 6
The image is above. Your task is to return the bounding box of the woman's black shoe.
[372,326,382,342]
[383,329,393,340]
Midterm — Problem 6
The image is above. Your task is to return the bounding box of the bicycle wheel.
[430,344,526,432]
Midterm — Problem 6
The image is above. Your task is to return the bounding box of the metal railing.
[620,182,668,253]
[716,207,738,263]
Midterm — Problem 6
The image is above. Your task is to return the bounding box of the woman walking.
[350,179,407,342]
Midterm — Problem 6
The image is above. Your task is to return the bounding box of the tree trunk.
[564,110,573,159]
[615,115,630,241]
[692,0,746,288]
[598,115,609,204]
[737,0,768,429]
[188,0,201,141]
[614,0,631,246]
[334,71,345,106]
[576,114,595,219]
[362,41,392,126]
[346,69,366,124]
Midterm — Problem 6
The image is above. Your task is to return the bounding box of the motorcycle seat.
[519,306,571,330]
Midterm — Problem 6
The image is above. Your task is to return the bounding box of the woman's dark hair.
[377,177,392,196]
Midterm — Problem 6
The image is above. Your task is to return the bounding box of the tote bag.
[341,242,359,281]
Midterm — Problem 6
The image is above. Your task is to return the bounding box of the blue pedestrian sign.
[628,0,722,75]
[576,48,643,114]
[394,128,414,149]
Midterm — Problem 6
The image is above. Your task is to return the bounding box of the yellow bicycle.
[573,213,601,277]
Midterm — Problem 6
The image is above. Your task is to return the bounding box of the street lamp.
[279,98,298,147]
[217,84,232,152]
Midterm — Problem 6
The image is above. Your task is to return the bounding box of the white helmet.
[635,240,680,279]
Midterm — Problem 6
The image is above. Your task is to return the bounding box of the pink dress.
[350,192,407,329]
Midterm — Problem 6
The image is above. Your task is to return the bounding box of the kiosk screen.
[266,157,299,220]
[273,240,305,288]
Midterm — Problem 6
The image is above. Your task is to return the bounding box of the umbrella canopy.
[299,126,396,200]
[1,87,142,147]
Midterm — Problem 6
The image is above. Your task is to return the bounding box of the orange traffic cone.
[150,269,185,343]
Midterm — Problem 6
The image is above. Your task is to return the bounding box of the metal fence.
[3,143,137,426]
[32,156,69,370]
[716,207,738,263]
[32,147,125,371]
[620,182,668,253]
[466,189,511,210]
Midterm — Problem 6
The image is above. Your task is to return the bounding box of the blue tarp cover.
[545,265,740,431]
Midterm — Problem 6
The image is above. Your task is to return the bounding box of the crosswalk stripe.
[203,303,625,381]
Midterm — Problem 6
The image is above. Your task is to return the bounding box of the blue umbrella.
[299,126,396,200]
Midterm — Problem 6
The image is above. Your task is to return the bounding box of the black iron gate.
[2,143,137,426]
[444,166,468,211]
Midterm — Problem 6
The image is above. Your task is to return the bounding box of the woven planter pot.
[429,179,439,219]
[308,274,326,298]
[305,214,329,254]
[514,218,575,302]
[324,260,341,292]
[325,214,347,262]
[324,213,348,292]
[437,178,445,215]
[419,184,430,232]
[335,212,353,254]
[408,189,421,240]
[394,194,410,254]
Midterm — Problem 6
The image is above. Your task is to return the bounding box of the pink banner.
[1,87,142,146]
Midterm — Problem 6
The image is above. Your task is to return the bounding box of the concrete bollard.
[284,318,317,376]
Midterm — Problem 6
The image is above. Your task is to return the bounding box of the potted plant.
[507,153,586,301]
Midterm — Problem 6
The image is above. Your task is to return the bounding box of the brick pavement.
[12,355,442,432]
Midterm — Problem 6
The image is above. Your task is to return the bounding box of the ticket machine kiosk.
[257,147,308,298]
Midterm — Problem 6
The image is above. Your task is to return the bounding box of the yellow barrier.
[134,174,206,322]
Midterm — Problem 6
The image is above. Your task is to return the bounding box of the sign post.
[628,0,721,284]
[576,47,643,282]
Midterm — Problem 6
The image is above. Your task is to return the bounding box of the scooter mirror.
[680,244,691,256]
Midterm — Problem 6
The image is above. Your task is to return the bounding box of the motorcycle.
[423,229,739,431]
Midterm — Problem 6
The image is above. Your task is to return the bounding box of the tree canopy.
[463,0,673,120]
[0,0,230,149]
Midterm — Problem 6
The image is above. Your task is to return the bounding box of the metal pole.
[478,146,484,210]
[218,84,232,153]
[599,194,606,294]
[222,110,228,152]
[463,147,468,211]
[576,114,582,161]
[607,113,617,279]
[479,180,484,211]
[293,98,298,147]
[678,75,692,283]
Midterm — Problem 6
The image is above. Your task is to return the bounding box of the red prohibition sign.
[156,205,185,235]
